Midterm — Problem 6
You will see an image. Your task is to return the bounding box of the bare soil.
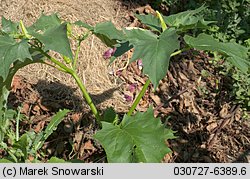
[0,0,249,163]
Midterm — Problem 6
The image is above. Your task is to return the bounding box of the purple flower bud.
[103,47,117,59]
[124,94,133,102]
[137,59,143,70]
[128,83,137,93]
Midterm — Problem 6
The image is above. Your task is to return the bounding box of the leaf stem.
[73,40,81,69]
[170,47,190,57]
[15,107,21,141]
[39,51,74,74]
[73,34,89,69]
[127,79,151,116]
[19,20,31,39]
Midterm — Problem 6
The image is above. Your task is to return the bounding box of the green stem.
[73,34,89,69]
[40,51,74,74]
[39,49,101,124]
[16,107,21,141]
[127,79,151,116]
[71,72,101,123]
[73,41,81,69]
[19,20,32,39]
[170,47,190,57]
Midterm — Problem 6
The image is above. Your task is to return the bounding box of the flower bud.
[103,47,117,59]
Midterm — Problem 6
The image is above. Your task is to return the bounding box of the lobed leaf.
[135,5,214,32]
[163,5,209,28]
[125,28,180,88]
[27,14,73,59]
[94,107,174,163]
[184,33,250,72]
[1,16,18,34]
[0,35,31,81]
[30,23,73,59]
[94,21,125,41]
[28,13,61,32]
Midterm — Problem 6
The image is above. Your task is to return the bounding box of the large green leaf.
[0,35,31,81]
[28,13,61,32]
[135,6,214,32]
[125,28,179,88]
[163,5,213,30]
[184,33,250,72]
[94,107,174,163]
[30,23,73,59]
[76,21,125,47]
[94,21,125,47]
[94,21,125,41]
[27,14,72,59]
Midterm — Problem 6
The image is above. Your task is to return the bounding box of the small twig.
[207,105,240,149]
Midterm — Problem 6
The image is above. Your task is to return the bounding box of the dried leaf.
[219,104,229,118]
[206,122,218,132]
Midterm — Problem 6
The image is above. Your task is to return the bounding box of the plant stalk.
[127,79,151,116]
[40,49,101,125]
[71,72,101,124]
[73,41,81,69]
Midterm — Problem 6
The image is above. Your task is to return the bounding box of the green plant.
[0,109,69,163]
[218,61,250,118]
[0,5,249,163]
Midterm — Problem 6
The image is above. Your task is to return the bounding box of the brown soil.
[0,0,249,163]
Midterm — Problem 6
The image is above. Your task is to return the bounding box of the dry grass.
[0,0,130,112]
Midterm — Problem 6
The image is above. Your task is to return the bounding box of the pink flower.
[137,59,143,70]
[124,94,133,102]
[103,47,117,59]
[128,83,137,93]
